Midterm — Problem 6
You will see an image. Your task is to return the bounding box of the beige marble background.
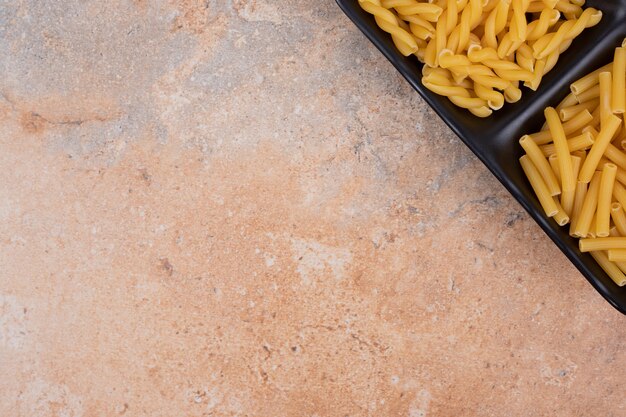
[0,1,624,416]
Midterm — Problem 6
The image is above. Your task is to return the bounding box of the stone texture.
[0,1,625,416]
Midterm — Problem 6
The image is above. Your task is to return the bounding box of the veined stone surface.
[0,1,624,416]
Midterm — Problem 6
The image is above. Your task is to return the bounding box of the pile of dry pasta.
[520,42,626,286]
[358,0,602,117]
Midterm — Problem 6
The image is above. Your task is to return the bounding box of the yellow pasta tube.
[578,114,623,183]
[616,166,626,187]
[572,171,601,237]
[580,237,626,252]
[597,157,612,171]
[550,154,582,190]
[598,72,613,129]
[559,99,600,121]
[552,197,570,226]
[570,63,613,95]
[588,217,598,238]
[588,105,602,129]
[556,92,579,112]
[612,47,626,114]
[610,202,626,236]
[590,251,626,286]
[613,181,626,209]
[572,149,586,167]
[545,107,575,212]
[520,155,559,217]
[608,249,626,262]
[569,181,588,237]
[539,132,594,156]
[549,154,561,183]
[604,144,626,171]
[529,109,594,145]
[520,135,561,195]
[596,163,617,237]
[575,84,600,103]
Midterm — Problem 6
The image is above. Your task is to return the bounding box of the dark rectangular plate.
[336,0,626,313]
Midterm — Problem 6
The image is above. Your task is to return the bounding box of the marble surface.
[1,1,625,416]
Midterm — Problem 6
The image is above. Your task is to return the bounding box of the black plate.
[336,0,626,313]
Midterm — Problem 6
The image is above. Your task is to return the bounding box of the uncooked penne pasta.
[539,132,594,157]
[610,202,626,236]
[520,135,561,195]
[520,155,559,217]
[596,163,617,237]
[612,47,625,114]
[545,107,575,197]
[578,114,622,183]
[570,63,612,95]
[572,171,601,237]
[590,251,626,286]
[598,72,612,129]
[559,99,599,121]
[530,110,594,145]
[569,181,588,237]
[575,84,600,104]
[608,249,626,262]
[553,197,570,226]
[604,144,626,171]
[580,237,626,252]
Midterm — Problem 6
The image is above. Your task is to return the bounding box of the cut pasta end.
[555,216,570,226]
